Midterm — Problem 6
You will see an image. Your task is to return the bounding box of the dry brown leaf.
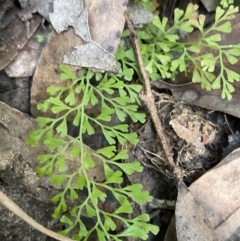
[176,180,218,241]
[63,41,119,72]
[18,0,54,21]
[170,118,200,145]
[200,0,218,12]
[31,0,127,116]
[49,0,91,42]
[152,80,240,119]
[61,0,126,71]
[0,6,42,71]
[189,148,240,240]
[4,26,51,78]
[86,0,127,55]
[31,28,82,117]
[128,1,153,26]
[164,215,177,241]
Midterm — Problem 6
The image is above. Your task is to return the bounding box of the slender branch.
[124,11,179,181]
[0,191,75,241]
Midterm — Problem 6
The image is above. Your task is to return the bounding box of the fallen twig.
[124,11,179,181]
[0,191,75,241]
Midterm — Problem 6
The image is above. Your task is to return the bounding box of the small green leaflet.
[192,68,202,83]
[123,186,152,205]
[49,175,68,186]
[47,86,64,95]
[70,206,78,217]
[36,164,52,177]
[52,202,62,218]
[97,146,116,158]
[38,154,54,163]
[64,89,76,106]
[104,215,116,231]
[117,162,143,175]
[102,128,116,145]
[124,109,146,123]
[86,204,96,217]
[70,142,81,158]
[140,222,160,235]
[60,215,74,226]
[115,108,126,122]
[56,118,68,137]
[132,214,150,222]
[153,15,165,31]
[179,22,193,33]
[92,185,107,202]
[73,110,81,126]
[215,21,231,33]
[110,149,128,161]
[174,8,184,22]
[59,64,76,80]
[120,132,139,145]
[26,128,46,146]
[43,137,66,150]
[59,227,74,236]
[114,200,132,214]
[37,100,50,112]
[104,170,123,184]
[97,229,107,241]
[82,117,95,135]
[36,117,54,127]
[123,183,143,192]
[155,53,171,66]
[201,55,216,72]
[165,34,179,42]
[122,68,134,80]
[55,155,66,172]
[97,105,114,121]
[83,154,95,170]
[74,174,87,190]
[69,188,78,200]
[78,220,88,237]
[51,193,62,204]
[111,191,127,206]
[225,52,239,65]
[103,163,115,179]
[119,224,148,240]
[226,68,240,82]
[90,91,98,105]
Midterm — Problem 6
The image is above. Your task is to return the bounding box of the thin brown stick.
[0,191,75,241]
[124,11,179,180]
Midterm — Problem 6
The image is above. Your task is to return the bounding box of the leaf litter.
[1,1,240,240]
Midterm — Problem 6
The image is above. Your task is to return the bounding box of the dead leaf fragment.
[87,0,127,54]
[49,0,91,42]
[19,0,54,21]
[5,26,51,78]
[189,148,240,240]
[63,41,119,72]
[0,6,42,71]
[176,180,218,241]
[128,1,154,26]
[31,28,82,117]
[152,80,240,119]
[31,0,127,116]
